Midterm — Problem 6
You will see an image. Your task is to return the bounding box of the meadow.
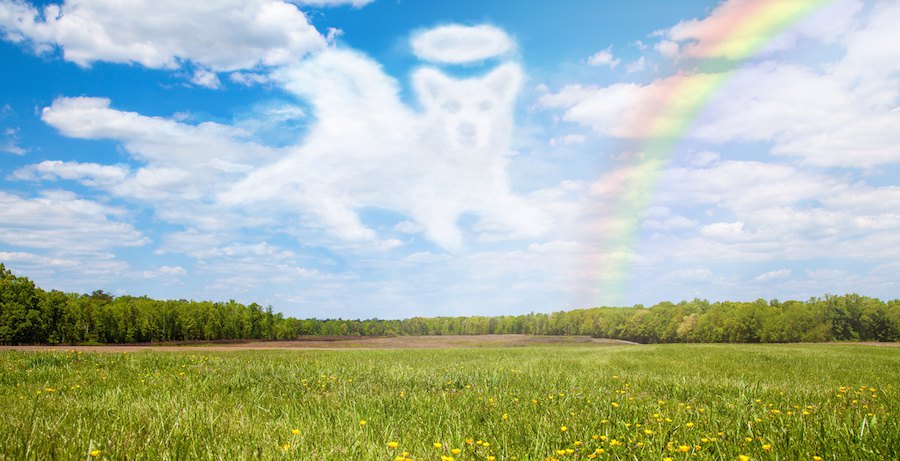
[1,342,897,460]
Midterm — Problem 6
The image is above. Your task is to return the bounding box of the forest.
[2,263,898,345]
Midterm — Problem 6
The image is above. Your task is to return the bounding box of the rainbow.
[592,0,832,306]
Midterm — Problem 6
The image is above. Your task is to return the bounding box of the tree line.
[2,263,898,345]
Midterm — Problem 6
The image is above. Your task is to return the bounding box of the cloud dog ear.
[413,67,452,108]
[484,63,522,102]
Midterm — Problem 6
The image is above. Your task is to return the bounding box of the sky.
[1,0,899,319]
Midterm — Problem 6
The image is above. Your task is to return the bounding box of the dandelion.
[812,457,822,461]
[434,442,443,449]
[359,420,366,427]
[739,456,751,461]
[90,450,101,457]
[762,444,772,451]
[644,429,654,435]
[678,445,690,453]
[451,448,461,455]
[388,441,399,449]
[685,422,695,428]
[291,428,300,435]
[560,425,568,432]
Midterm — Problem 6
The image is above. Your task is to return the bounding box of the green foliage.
[0,345,897,460]
[0,264,899,345]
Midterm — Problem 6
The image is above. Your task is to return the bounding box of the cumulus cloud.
[0,0,325,71]
[662,0,863,60]
[190,69,222,89]
[1,127,26,155]
[411,24,514,63]
[586,46,619,68]
[0,105,26,154]
[538,72,723,139]
[756,269,791,282]
[294,0,374,7]
[548,134,586,147]
[13,160,129,186]
[223,48,547,249]
[588,158,900,266]
[626,56,646,73]
[141,265,187,278]
[17,30,547,252]
[38,97,280,202]
[539,2,900,167]
[0,190,147,251]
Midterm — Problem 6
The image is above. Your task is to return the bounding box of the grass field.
[1,341,897,460]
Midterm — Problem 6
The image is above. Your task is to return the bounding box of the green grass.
[1,344,897,460]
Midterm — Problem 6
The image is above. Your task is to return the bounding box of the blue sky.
[1,0,899,319]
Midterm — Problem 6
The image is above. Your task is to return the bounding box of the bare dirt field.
[0,334,637,352]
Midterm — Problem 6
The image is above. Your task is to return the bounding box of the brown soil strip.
[0,334,638,353]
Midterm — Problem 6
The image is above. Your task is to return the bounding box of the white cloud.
[293,0,374,7]
[693,61,900,167]
[1,126,26,154]
[13,160,129,186]
[0,105,26,154]
[538,72,723,138]
[0,190,147,251]
[0,249,131,290]
[626,56,646,73]
[665,268,713,281]
[0,0,325,71]
[37,97,280,206]
[19,43,548,258]
[222,48,547,249]
[229,71,271,86]
[654,40,679,58]
[586,46,619,68]
[755,269,791,282]
[411,24,514,64]
[142,265,187,278]
[538,2,900,167]
[0,251,80,268]
[663,0,863,60]
[548,134,586,147]
[190,68,222,89]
